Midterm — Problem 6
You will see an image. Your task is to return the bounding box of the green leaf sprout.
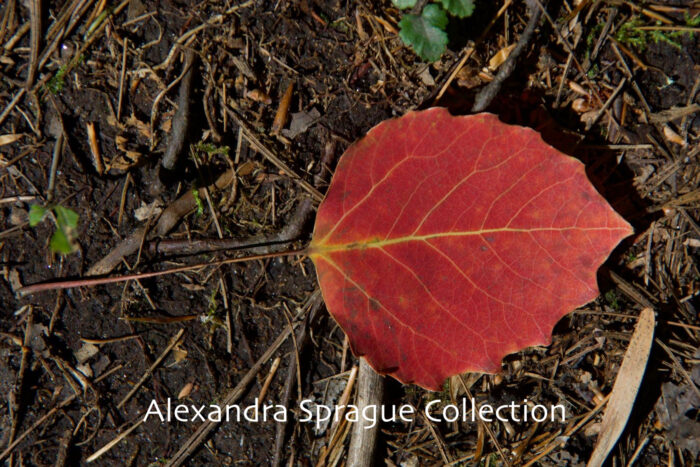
[394,1,476,61]
[29,204,80,254]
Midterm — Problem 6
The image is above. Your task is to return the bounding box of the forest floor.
[0,0,699,465]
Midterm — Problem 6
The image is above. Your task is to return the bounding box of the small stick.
[162,49,196,170]
[471,0,543,113]
[8,309,33,447]
[347,359,385,467]
[317,366,359,467]
[203,77,222,142]
[116,37,128,122]
[81,334,141,344]
[26,0,41,88]
[149,197,314,257]
[258,357,281,402]
[281,303,302,399]
[117,328,185,409]
[0,88,27,128]
[47,132,64,202]
[272,296,323,467]
[457,376,511,466]
[117,173,132,226]
[584,77,627,131]
[88,168,235,276]
[55,428,73,467]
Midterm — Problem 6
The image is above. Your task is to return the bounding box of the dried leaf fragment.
[588,308,655,467]
[0,134,24,146]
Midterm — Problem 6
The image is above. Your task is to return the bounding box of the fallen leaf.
[282,108,321,139]
[684,238,700,248]
[126,114,152,139]
[134,200,163,221]
[310,108,632,390]
[171,346,188,364]
[417,67,436,86]
[587,307,655,467]
[488,43,516,70]
[8,269,23,297]
[74,342,100,363]
[572,98,592,113]
[115,151,144,170]
[178,382,195,399]
[662,124,686,146]
[76,363,93,378]
[237,160,259,176]
[272,82,294,134]
[246,88,272,105]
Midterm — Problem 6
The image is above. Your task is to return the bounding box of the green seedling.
[47,63,69,94]
[604,290,620,311]
[393,0,475,61]
[29,204,80,254]
[191,188,205,217]
[194,142,230,158]
[615,15,699,51]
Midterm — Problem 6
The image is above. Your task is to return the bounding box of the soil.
[0,0,698,466]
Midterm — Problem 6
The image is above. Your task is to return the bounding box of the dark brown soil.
[0,0,698,466]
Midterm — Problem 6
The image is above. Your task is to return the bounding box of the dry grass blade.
[587,308,655,467]
[225,107,323,202]
[117,328,185,409]
[86,417,145,463]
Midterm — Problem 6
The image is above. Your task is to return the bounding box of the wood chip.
[272,81,294,135]
[0,134,23,146]
[86,122,104,175]
[178,382,195,399]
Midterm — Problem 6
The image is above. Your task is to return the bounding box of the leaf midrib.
[310,225,626,255]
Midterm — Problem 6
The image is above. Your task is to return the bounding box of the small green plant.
[194,142,230,158]
[615,15,699,51]
[191,188,205,217]
[29,204,80,254]
[393,0,475,61]
[45,55,84,94]
[47,64,69,94]
[604,290,620,311]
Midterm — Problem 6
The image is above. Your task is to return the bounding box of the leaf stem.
[18,248,308,296]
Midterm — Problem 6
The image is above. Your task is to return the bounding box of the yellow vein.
[311,225,629,254]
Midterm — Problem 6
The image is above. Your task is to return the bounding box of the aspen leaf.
[309,108,633,390]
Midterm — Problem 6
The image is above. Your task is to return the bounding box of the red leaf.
[309,108,632,390]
